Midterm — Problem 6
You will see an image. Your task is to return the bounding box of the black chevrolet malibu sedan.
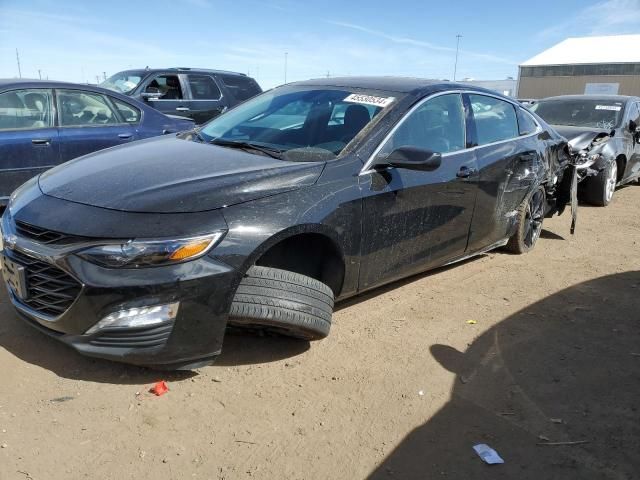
[0,78,573,369]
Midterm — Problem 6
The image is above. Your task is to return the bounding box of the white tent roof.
[521,34,640,66]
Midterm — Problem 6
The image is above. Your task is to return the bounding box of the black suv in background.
[101,68,262,124]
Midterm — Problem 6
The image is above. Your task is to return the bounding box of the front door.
[625,101,640,181]
[0,88,59,201]
[185,74,227,124]
[359,93,478,291]
[55,89,137,162]
[143,73,192,119]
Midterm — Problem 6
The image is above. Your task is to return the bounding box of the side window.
[218,75,261,102]
[187,75,222,100]
[379,93,466,156]
[517,108,539,136]
[0,89,53,131]
[112,98,141,124]
[630,102,640,126]
[146,75,183,100]
[469,94,519,145]
[57,90,118,126]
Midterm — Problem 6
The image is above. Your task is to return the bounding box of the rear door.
[359,93,478,290]
[56,89,137,162]
[184,74,226,124]
[465,93,543,252]
[0,88,59,202]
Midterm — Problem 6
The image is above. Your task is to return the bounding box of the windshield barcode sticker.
[344,94,395,108]
[595,105,622,111]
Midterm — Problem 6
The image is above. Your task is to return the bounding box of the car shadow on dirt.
[367,271,640,479]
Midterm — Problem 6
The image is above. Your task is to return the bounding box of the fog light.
[85,302,179,334]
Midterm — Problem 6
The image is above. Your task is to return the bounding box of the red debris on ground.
[150,381,169,396]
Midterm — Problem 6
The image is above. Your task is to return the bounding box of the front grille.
[15,220,90,245]
[6,249,82,317]
[89,323,174,348]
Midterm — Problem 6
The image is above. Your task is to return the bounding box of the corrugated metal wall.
[518,74,640,99]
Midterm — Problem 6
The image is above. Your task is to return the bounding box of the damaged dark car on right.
[531,95,640,206]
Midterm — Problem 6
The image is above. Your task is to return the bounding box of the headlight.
[76,232,225,268]
[575,153,601,169]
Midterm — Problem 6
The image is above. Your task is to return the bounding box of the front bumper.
[1,208,241,369]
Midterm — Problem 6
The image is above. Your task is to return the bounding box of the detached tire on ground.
[505,185,545,255]
[229,266,334,340]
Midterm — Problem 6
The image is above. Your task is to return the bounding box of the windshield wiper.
[209,138,284,159]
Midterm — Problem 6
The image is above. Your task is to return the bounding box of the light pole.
[284,52,288,84]
[16,49,22,78]
[453,34,462,81]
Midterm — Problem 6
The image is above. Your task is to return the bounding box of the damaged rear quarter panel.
[467,133,550,252]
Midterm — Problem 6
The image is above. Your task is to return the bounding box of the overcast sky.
[0,0,639,88]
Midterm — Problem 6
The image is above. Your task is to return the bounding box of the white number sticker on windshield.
[344,94,395,108]
[595,105,622,111]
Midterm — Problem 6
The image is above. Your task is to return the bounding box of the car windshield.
[198,86,397,161]
[100,71,145,94]
[531,99,624,130]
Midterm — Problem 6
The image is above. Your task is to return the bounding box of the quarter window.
[112,98,141,123]
[0,89,53,131]
[57,90,118,126]
[517,108,538,136]
[218,74,261,101]
[379,93,466,157]
[469,94,519,145]
[188,75,222,100]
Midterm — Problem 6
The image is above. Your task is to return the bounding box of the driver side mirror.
[377,146,442,171]
[141,87,162,101]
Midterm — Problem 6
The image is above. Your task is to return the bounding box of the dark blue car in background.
[0,79,195,207]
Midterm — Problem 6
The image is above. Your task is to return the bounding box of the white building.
[517,34,640,99]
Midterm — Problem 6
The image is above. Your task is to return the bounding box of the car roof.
[0,78,158,110]
[539,94,638,103]
[0,78,126,93]
[287,76,508,97]
[115,67,249,77]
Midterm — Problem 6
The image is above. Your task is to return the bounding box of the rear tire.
[583,160,617,206]
[229,266,334,340]
[505,186,545,254]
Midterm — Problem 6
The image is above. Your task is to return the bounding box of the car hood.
[38,136,324,213]
[552,125,615,151]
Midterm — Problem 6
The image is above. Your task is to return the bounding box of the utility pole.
[95,75,100,85]
[284,52,288,84]
[38,69,42,80]
[103,71,107,81]
[16,48,22,78]
[453,34,462,82]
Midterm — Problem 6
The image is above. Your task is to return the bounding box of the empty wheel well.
[615,155,627,182]
[255,233,345,296]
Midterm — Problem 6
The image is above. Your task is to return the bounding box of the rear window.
[188,75,222,100]
[218,75,261,101]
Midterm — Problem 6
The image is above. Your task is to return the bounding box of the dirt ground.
[1,185,639,480]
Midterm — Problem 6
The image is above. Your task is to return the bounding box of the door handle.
[176,107,190,112]
[31,138,51,145]
[456,166,477,178]
[118,133,133,139]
